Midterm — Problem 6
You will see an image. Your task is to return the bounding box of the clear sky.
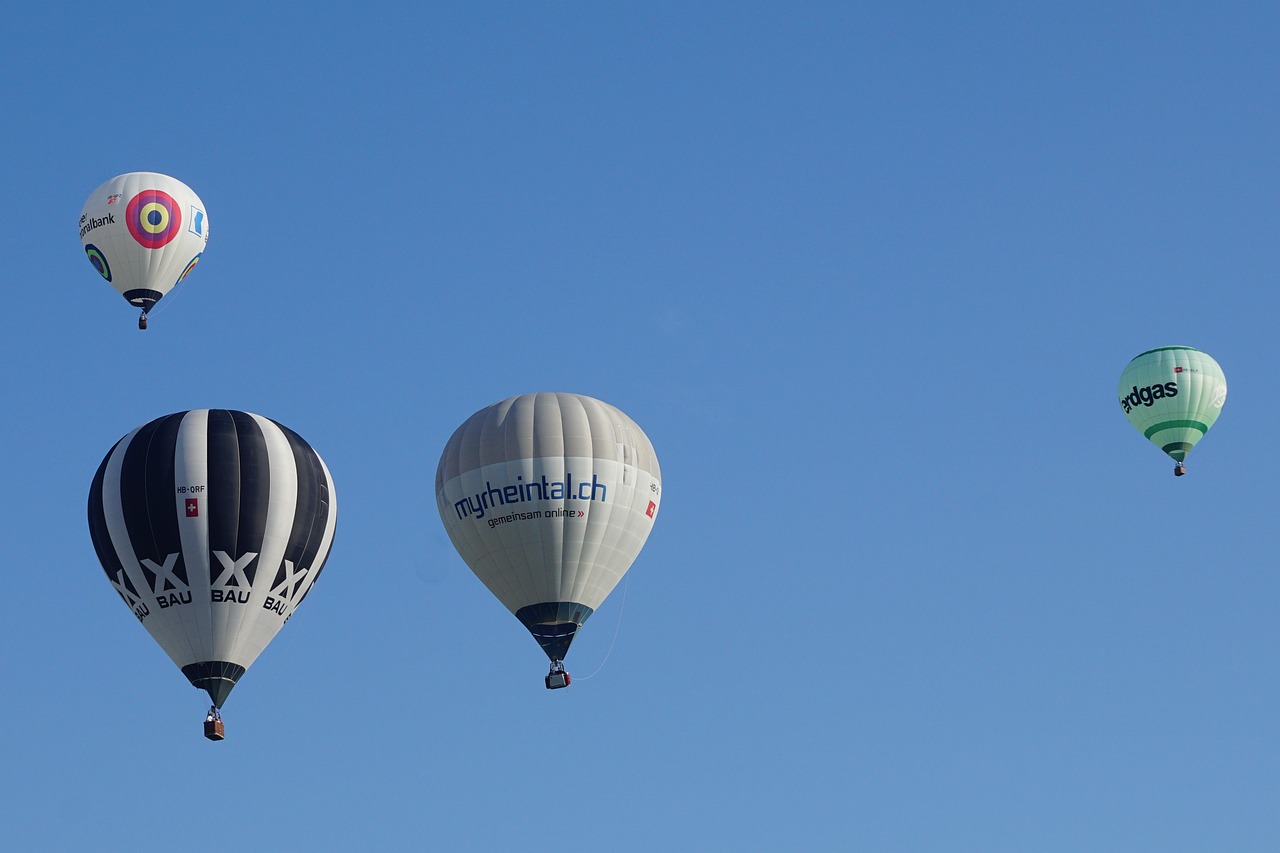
[3,2,1278,850]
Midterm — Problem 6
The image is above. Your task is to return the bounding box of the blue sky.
[3,2,1279,850]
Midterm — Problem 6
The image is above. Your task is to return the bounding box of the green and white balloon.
[1118,346,1226,474]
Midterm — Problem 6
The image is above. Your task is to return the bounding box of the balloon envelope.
[80,172,209,318]
[88,410,337,707]
[436,393,661,662]
[1118,346,1227,464]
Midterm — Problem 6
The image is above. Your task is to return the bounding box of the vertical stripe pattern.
[87,410,338,707]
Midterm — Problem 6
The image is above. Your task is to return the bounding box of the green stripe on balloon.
[1134,345,1200,358]
[1144,419,1208,439]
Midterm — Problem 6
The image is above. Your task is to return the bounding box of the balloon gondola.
[203,707,225,741]
[88,410,337,738]
[545,661,570,690]
[436,393,661,689]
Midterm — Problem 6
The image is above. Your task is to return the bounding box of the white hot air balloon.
[436,393,662,689]
[88,410,337,739]
[80,172,209,329]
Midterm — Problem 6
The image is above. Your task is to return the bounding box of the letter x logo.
[108,568,144,610]
[140,553,187,594]
[212,550,259,588]
[269,559,310,607]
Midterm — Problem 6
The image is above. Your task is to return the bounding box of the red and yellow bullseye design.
[126,189,183,249]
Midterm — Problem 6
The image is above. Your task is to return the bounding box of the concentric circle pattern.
[126,189,182,249]
[84,244,112,282]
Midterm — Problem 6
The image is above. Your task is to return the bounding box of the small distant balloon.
[80,172,209,329]
[1118,346,1226,476]
[436,393,662,689]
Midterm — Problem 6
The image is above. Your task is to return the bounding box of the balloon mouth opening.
[516,602,594,661]
[123,288,163,311]
[182,661,246,709]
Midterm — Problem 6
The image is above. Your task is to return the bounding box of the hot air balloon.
[436,393,661,689]
[80,172,209,329]
[1118,346,1227,476]
[88,410,337,739]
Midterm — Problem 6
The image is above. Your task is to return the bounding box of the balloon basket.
[545,661,571,689]
[203,708,225,741]
[138,313,148,330]
[1174,463,1186,477]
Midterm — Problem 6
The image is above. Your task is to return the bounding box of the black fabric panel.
[208,410,271,586]
[230,411,270,585]
[206,410,242,580]
[118,413,184,591]
[145,414,185,585]
[87,439,130,591]
[273,421,332,603]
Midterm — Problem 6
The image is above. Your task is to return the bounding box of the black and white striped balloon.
[88,410,337,708]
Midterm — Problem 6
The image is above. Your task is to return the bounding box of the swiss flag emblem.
[186,498,199,517]
[1174,366,1184,373]
[646,501,656,518]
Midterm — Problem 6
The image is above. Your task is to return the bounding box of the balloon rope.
[149,277,189,317]
[575,574,629,681]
